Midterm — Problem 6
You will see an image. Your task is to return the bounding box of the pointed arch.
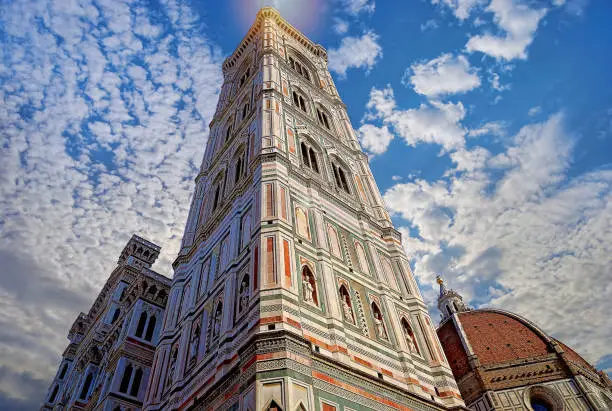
[145,315,156,341]
[401,317,421,354]
[58,362,68,379]
[130,368,143,397]
[119,364,133,393]
[327,225,341,258]
[354,242,369,274]
[264,398,284,411]
[135,311,147,338]
[49,384,59,403]
[79,372,93,399]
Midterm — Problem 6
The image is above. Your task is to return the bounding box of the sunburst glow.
[233,0,327,36]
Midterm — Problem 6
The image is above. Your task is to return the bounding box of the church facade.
[42,7,611,411]
[41,235,171,410]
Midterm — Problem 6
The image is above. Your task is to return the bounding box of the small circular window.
[531,398,553,411]
[524,385,564,411]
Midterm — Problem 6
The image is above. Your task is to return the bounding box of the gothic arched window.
[119,364,132,393]
[316,107,331,130]
[242,102,250,120]
[233,150,246,185]
[332,162,351,194]
[144,315,156,342]
[111,307,120,324]
[130,368,143,397]
[301,266,318,305]
[49,384,59,403]
[58,363,68,379]
[300,141,319,173]
[225,117,234,143]
[292,90,308,113]
[239,67,250,88]
[401,318,420,354]
[288,56,311,82]
[79,372,93,400]
[135,311,147,338]
[339,285,355,324]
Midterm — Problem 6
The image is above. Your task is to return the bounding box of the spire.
[436,275,470,322]
[436,275,447,297]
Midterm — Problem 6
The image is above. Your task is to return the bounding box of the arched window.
[452,301,459,312]
[288,56,311,82]
[332,162,351,193]
[339,285,355,324]
[401,318,420,354]
[267,399,283,411]
[130,368,143,397]
[135,312,147,338]
[242,102,250,120]
[239,67,250,88]
[316,107,331,129]
[233,151,246,185]
[59,363,68,379]
[295,207,310,240]
[327,225,341,258]
[446,305,452,317]
[225,118,234,143]
[301,266,318,305]
[371,302,388,340]
[119,364,133,393]
[49,384,59,403]
[355,242,369,274]
[144,316,156,341]
[212,184,221,211]
[79,372,93,399]
[292,90,307,113]
[111,307,120,324]
[299,141,319,173]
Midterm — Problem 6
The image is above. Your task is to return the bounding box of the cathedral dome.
[441,309,553,378]
[434,277,612,410]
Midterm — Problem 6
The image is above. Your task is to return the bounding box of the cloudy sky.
[1,0,611,409]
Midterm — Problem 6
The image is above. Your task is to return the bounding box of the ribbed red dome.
[438,310,553,379]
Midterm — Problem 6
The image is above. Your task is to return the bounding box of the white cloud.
[328,31,383,77]
[420,19,439,31]
[358,124,394,154]
[385,113,612,365]
[0,0,223,406]
[468,120,507,137]
[333,18,349,35]
[528,105,542,116]
[466,0,548,60]
[405,53,481,98]
[342,0,375,15]
[363,86,467,153]
[431,0,486,20]
[488,70,511,91]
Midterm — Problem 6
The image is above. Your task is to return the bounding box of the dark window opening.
[119,364,132,393]
[144,316,156,341]
[79,373,93,400]
[130,368,143,397]
[135,312,147,338]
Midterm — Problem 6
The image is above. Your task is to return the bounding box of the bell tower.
[144,7,465,411]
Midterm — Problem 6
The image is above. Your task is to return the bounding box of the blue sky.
[1,0,611,409]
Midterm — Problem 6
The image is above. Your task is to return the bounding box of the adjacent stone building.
[42,235,170,410]
[435,277,612,411]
